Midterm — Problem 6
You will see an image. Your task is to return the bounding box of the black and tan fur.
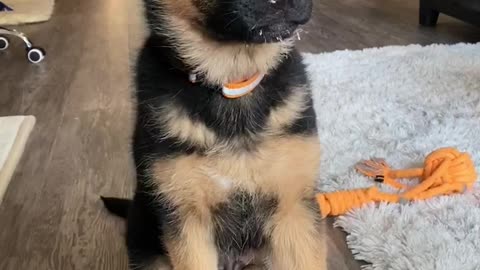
[102,0,326,269]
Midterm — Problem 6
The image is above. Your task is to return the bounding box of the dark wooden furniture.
[420,0,480,27]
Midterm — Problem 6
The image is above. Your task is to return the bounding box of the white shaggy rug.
[304,43,480,270]
[0,115,35,204]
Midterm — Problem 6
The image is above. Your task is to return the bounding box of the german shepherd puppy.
[102,0,326,269]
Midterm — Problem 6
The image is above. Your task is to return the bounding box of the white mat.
[0,115,35,203]
[0,0,54,25]
[304,43,480,270]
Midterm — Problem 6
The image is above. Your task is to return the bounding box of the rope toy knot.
[423,148,476,188]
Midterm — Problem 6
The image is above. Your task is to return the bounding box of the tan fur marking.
[150,135,320,208]
[155,86,309,149]
[166,216,218,270]
[268,202,327,270]
[159,0,202,21]
[172,18,292,86]
[153,10,293,85]
[267,86,309,133]
[156,105,217,149]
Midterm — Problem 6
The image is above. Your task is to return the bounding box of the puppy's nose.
[286,0,312,24]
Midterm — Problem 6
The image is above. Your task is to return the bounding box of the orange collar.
[222,73,265,99]
[189,73,265,99]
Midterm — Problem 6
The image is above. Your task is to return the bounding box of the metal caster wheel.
[27,47,45,64]
[0,36,9,50]
[0,27,46,64]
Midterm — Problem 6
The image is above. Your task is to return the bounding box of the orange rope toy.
[316,148,477,218]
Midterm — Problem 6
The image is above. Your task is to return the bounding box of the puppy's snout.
[207,0,312,42]
[234,0,312,26]
[235,1,258,27]
[286,0,313,24]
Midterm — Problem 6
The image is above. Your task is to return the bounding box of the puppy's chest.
[151,136,320,207]
[150,135,320,253]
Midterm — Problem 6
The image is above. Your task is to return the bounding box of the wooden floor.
[0,0,478,269]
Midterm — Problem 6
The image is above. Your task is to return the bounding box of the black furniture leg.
[419,0,440,26]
